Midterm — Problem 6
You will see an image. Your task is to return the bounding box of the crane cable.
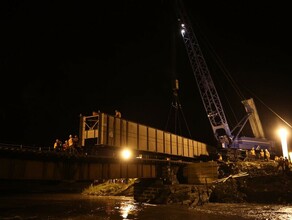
[189,18,245,128]
[244,88,292,129]
[164,90,193,139]
[164,3,193,139]
[191,18,292,130]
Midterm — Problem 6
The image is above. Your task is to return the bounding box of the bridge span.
[79,112,215,160]
[0,112,219,192]
[0,144,191,181]
[0,144,217,192]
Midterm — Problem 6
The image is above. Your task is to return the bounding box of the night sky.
[1,1,292,149]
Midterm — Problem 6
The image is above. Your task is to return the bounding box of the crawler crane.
[175,0,274,158]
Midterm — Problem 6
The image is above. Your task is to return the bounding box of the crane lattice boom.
[176,0,232,147]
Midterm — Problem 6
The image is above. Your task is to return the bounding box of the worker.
[217,153,223,162]
[115,110,121,118]
[68,134,74,153]
[277,156,285,173]
[250,147,256,160]
[53,139,62,151]
[265,149,270,161]
[72,135,81,154]
[284,157,290,174]
[274,156,279,161]
[259,149,265,161]
[63,140,69,151]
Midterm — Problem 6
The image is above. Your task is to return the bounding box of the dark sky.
[1,1,292,149]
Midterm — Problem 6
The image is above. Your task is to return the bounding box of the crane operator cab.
[218,134,232,149]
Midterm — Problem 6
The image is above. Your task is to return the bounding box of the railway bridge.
[0,112,218,192]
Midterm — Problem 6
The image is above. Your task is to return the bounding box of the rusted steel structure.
[79,112,211,159]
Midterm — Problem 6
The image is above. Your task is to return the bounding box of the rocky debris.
[151,160,292,205]
[133,178,211,207]
[210,160,292,204]
[167,184,211,208]
[235,161,280,176]
[82,160,292,205]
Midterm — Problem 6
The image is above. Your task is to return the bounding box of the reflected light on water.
[119,201,136,219]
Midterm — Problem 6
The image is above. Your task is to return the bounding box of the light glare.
[120,148,132,160]
[278,128,289,159]
[180,29,185,36]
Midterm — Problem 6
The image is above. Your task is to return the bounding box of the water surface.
[0,193,291,219]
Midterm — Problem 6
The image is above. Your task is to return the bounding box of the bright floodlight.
[181,29,185,36]
[278,128,289,159]
[180,23,186,36]
[120,148,132,160]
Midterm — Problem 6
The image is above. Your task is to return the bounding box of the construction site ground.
[83,159,292,205]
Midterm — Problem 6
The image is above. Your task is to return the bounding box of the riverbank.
[82,178,136,196]
[82,160,292,206]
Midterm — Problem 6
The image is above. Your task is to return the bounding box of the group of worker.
[275,156,290,174]
[53,110,122,154]
[247,147,291,174]
[53,134,81,154]
[245,147,270,161]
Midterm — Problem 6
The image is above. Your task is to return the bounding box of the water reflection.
[0,193,292,220]
[119,201,136,219]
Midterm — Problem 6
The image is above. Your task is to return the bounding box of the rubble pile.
[236,161,279,177]
[210,160,292,204]
[83,160,292,205]
[167,184,210,207]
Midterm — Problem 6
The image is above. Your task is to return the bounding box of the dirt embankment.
[82,161,292,205]
[82,178,135,196]
[211,161,292,204]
